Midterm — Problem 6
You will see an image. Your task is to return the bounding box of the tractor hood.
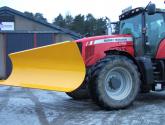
[76,34,134,66]
[76,34,133,45]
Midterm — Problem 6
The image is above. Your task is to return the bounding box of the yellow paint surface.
[0,41,85,92]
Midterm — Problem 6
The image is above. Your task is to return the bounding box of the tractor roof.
[119,7,165,21]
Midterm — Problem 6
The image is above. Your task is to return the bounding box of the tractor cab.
[118,4,165,57]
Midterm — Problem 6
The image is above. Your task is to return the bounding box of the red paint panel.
[76,35,134,66]
[156,39,165,59]
[76,34,132,43]
[84,42,134,66]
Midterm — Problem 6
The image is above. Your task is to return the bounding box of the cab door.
[145,12,165,57]
[120,14,144,56]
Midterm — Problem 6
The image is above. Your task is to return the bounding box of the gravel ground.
[0,85,165,125]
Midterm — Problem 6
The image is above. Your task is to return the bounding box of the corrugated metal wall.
[6,33,34,53]
[5,33,55,76]
[36,33,54,47]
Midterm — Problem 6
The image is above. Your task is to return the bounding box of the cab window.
[120,14,142,38]
[146,13,165,55]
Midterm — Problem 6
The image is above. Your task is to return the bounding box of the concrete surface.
[0,85,165,125]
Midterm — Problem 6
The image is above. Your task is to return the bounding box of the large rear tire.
[89,55,140,110]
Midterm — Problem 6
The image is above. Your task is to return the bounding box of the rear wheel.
[89,55,140,110]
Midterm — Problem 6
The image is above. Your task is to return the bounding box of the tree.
[95,18,107,35]
[65,14,73,29]
[84,14,97,36]
[34,13,47,22]
[71,14,85,34]
[52,13,108,37]
[53,14,66,27]
[24,11,34,18]
[24,11,47,22]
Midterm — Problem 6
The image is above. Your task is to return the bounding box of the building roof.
[0,6,82,39]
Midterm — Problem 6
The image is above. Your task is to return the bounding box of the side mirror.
[147,3,156,15]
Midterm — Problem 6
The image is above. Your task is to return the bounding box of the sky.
[0,0,164,23]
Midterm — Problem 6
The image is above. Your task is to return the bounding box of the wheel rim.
[104,66,133,101]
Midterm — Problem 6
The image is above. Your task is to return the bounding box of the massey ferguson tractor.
[0,3,165,110]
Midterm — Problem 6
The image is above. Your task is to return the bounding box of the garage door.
[37,33,54,47]
[6,33,34,76]
[5,33,55,76]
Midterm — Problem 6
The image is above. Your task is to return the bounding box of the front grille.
[85,45,95,59]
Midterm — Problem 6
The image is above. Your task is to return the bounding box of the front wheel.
[89,55,140,110]
[66,78,90,100]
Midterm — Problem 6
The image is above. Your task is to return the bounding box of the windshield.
[119,14,142,38]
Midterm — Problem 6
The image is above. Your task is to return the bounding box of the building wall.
[0,11,79,78]
[14,15,58,31]
[14,15,76,42]
[0,32,75,77]
[0,34,6,78]
[55,34,75,42]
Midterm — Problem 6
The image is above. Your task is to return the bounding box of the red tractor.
[1,3,165,110]
[66,3,165,109]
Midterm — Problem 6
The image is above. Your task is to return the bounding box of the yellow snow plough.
[0,41,85,92]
